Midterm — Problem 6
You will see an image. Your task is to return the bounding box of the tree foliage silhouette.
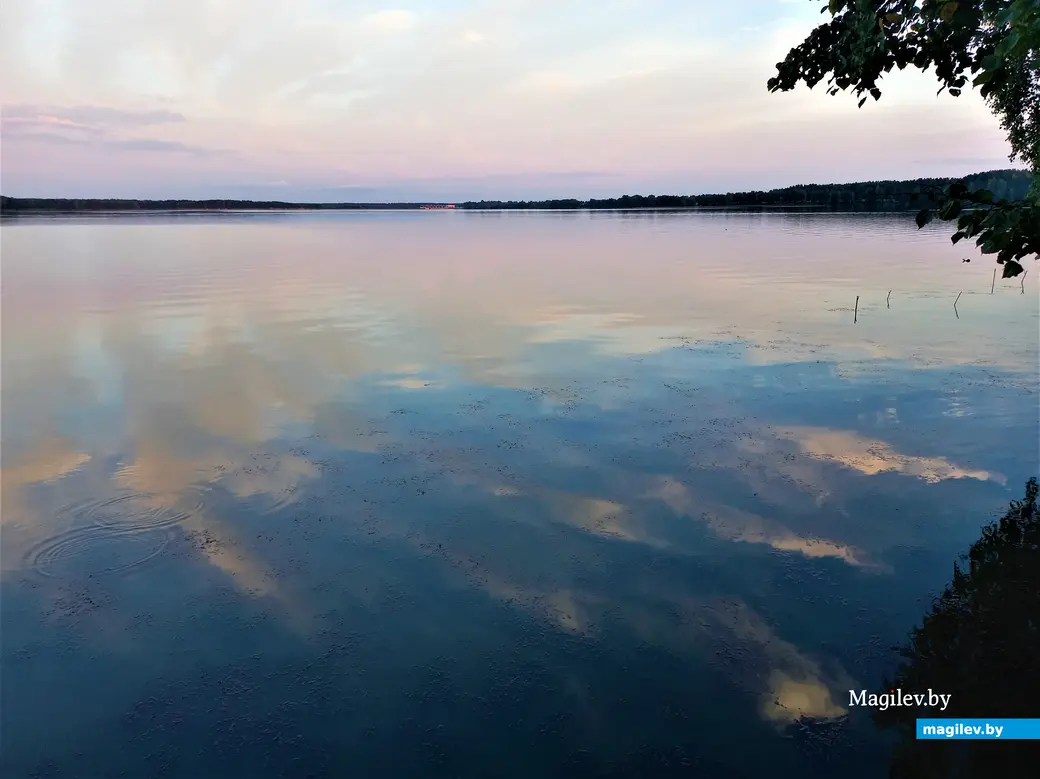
[873,478,1040,777]
[769,0,1039,277]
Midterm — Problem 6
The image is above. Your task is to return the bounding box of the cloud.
[1,0,1011,199]
[3,104,185,127]
[277,68,374,105]
[3,128,231,156]
[422,535,855,727]
[105,137,231,156]
[1,115,104,136]
[763,671,848,725]
[644,476,877,568]
[774,427,1004,485]
[2,130,92,145]
[360,9,417,33]
[2,103,227,158]
[695,596,852,726]
[1,438,92,529]
[379,377,445,389]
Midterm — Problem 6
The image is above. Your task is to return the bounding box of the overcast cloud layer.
[0,0,1019,201]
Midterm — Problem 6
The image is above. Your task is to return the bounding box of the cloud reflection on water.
[1,211,1036,778]
[775,426,1004,485]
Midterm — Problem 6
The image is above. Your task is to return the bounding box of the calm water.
[2,210,1038,778]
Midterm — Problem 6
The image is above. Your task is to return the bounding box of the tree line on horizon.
[1,169,1032,212]
[459,169,1034,210]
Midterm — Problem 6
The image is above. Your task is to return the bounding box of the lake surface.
[2,210,1037,778]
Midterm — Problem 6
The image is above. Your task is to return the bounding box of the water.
[2,210,1037,778]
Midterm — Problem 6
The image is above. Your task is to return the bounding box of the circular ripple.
[62,487,208,533]
[23,525,171,579]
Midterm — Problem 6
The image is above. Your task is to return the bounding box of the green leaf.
[916,209,934,228]
[1008,33,1029,57]
[951,232,966,244]
[980,54,1002,72]
[1002,259,1025,278]
[940,1,959,22]
[938,200,963,220]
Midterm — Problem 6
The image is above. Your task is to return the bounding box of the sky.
[0,0,1022,201]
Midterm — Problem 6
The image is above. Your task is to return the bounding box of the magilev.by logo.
[849,689,952,711]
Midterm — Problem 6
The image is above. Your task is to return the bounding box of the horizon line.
[1,168,1031,208]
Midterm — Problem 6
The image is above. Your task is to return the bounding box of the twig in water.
[991,267,997,294]
[887,290,891,309]
[1023,270,1029,293]
[854,295,859,324]
[954,291,962,319]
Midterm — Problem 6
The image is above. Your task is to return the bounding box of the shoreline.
[1,205,926,216]
[2,169,1030,215]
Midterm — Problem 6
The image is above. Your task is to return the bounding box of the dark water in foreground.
[2,211,1038,778]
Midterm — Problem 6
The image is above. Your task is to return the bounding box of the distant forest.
[459,169,1035,210]
[1,169,1033,213]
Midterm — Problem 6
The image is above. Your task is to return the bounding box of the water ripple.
[63,489,198,528]
[22,524,171,579]
[17,489,210,578]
